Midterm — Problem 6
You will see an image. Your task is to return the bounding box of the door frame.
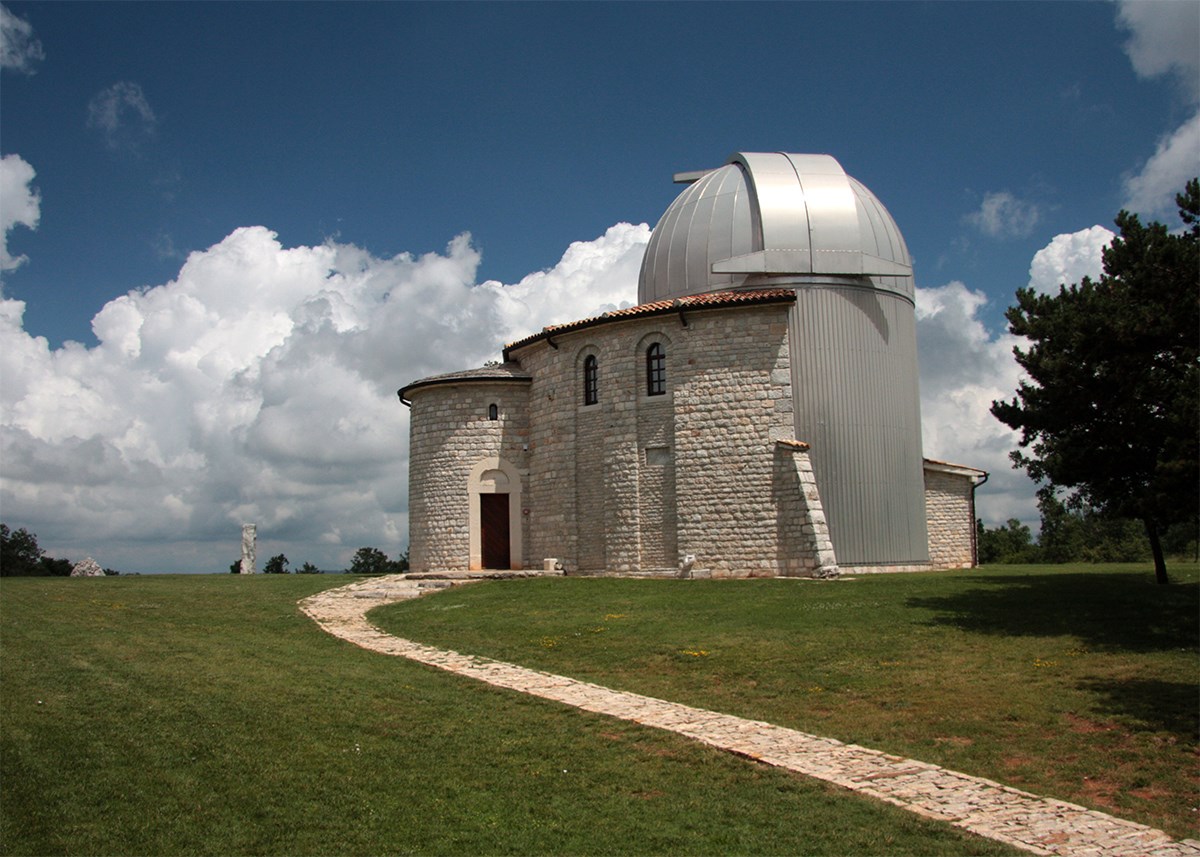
[479,492,511,569]
[467,457,524,570]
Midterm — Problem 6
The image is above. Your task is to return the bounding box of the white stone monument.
[70,557,105,577]
[240,524,257,574]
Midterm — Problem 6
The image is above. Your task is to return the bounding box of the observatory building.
[399,153,986,577]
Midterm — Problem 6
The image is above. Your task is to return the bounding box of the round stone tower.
[639,153,928,568]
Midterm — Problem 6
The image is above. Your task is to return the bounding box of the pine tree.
[992,180,1200,584]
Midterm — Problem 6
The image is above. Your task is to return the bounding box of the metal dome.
[638,153,914,305]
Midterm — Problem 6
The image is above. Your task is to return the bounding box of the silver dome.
[638,153,914,304]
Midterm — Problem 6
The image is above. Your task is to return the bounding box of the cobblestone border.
[300,574,1200,857]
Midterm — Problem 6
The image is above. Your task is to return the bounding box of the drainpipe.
[970,471,989,567]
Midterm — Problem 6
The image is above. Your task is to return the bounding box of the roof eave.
[503,290,796,360]
[397,373,532,406]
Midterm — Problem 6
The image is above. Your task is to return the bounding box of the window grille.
[583,355,598,405]
[646,342,666,396]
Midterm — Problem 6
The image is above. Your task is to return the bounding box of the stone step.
[405,570,562,581]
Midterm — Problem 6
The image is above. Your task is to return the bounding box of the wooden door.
[480,493,511,569]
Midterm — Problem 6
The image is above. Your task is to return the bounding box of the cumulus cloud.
[1,214,1040,570]
[966,191,1041,239]
[0,3,43,74]
[916,282,1036,526]
[0,153,40,274]
[1122,111,1200,218]
[1117,0,1200,218]
[87,82,157,152]
[0,223,649,572]
[1027,224,1114,294]
[1117,0,1200,101]
[480,222,647,337]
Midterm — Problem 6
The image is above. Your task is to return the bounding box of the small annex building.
[399,152,987,577]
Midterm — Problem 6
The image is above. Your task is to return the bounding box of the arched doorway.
[467,458,523,570]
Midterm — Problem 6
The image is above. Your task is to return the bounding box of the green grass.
[374,563,1200,842]
[2,574,1022,856]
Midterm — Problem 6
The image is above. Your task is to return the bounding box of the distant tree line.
[0,524,120,576]
[1,524,412,576]
[977,490,1198,565]
[230,546,410,575]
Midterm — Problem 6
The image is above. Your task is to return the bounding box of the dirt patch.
[1078,777,1123,812]
[1128,785,1173,802]
[1064,713,1118,734]
[933,736,974,747]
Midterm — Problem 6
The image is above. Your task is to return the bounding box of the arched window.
[583,355,598,405]
[646,342,666,396]
[488,403,498,421]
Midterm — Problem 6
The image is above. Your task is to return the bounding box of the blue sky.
[1,1,1197,573]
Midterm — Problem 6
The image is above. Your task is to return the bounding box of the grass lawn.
[375,563,1200,842]
[2,573,1023,856]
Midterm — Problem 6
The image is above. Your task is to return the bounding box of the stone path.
[299,573,1200,857]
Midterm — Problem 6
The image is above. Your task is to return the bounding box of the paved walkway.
[299,573,1200,857]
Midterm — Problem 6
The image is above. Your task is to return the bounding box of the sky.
[1,1,1197,574]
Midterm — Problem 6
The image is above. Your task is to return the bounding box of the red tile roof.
[503,289,796,357]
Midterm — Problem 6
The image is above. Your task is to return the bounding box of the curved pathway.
[300,574,1200,857]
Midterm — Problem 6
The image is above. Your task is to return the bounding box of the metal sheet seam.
[780,153,816,272]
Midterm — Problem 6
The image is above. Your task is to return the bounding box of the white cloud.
[0,3,43,74]
[967,191,1041,239]
[482,222,648,340]
[1117,0,1200,102]
[0,223,649,573]
[916,282,1037,527]
[1027,224,1114,294]
[87,82,157,152]
[0,153,40,275]
[1117,0,1200,218]
[1,214,1043,569]
[1122,111,1200,218]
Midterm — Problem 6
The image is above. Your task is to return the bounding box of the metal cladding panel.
[639,152,914,305]
[707,165,756,290]
[639,164,754,302]
[732,153,811,254]
[804,171,861,258]
[788,286,928,565]
[848,177,914,302]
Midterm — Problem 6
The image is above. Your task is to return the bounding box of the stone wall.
[670,307,796,577]
[512,302,803,577]
[773,440,839,577]
[406,381,530,572]
[924,463,981,569]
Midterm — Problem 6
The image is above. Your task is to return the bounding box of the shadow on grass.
[906,572,1198,653]
[1077,677,1200,742]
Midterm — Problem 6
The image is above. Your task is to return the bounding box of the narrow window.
[646,342,666,396]
[583,355,598,405]
[488,403,498,421]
